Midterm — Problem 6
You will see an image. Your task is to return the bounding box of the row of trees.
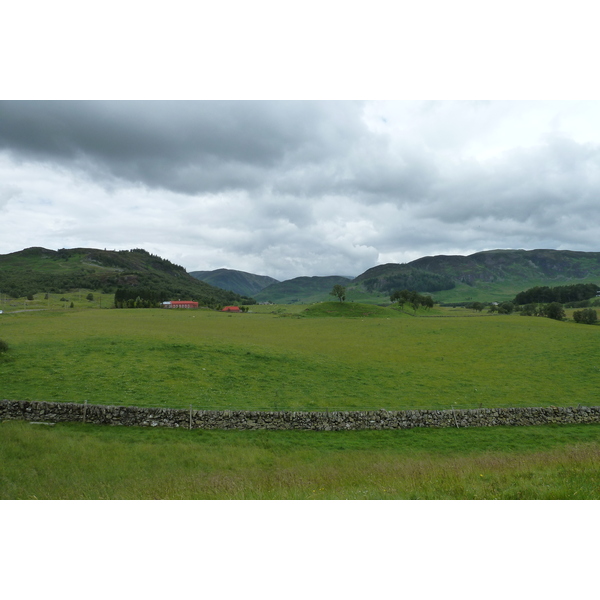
[513,283,599,305]
[573,308,598,324]
[519,302,566,320]
[390,289,434,312]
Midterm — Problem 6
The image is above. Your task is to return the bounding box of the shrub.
[543,302,566,321]
[0,339,9,353]
[497,302,514,314]
[573,308,598,325]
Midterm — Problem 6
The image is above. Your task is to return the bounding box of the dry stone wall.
[2,399,600,430]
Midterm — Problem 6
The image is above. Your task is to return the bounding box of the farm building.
[221,306,241,312]
[162,301,199,309]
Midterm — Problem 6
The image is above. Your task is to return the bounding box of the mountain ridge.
[3,246,600,305]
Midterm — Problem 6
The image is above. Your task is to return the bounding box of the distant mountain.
[0,247,246,306]
[196,249,600,305]
[5,246,600,306]
[254,275,353,304]
[189,268,279,297]
[408,249,600,285]
[370,249,600,303]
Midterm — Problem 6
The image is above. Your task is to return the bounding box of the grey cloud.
[0,101,367,195]
[417,135,600,227]
[2,101,600,280]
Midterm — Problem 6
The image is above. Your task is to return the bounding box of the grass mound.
[302,302,399,318]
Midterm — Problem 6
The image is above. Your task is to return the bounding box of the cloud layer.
[1,100,599,280]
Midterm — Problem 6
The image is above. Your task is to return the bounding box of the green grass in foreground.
[1,306,600,411]
[2,420,599,499]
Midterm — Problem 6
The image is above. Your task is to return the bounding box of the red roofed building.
[221,306,241,312]
[163,301,199,309]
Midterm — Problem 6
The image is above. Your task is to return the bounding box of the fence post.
[451,404,459,428]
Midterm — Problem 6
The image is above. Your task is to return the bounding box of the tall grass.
[2,421,599,499]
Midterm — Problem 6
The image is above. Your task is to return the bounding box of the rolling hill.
[406,249,600,303]
[254,275,354,304]
[4,246,600,307]
[253,249,600,305]
[0,247,247,306]
[189,268,279,297]
[410,249,600,284]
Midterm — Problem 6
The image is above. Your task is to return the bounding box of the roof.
[222,306,241,311]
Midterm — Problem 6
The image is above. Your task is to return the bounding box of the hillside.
[406,249,600,303]
[0,247,246,306]
[251,249,600,305]
[409,249,600,285]
[254,276,353,304]
[189,268,279,296]
[354,263,455,294]
[6,246,600,307]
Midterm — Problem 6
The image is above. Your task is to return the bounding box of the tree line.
[390,290,434,312]
[513,283,599,305]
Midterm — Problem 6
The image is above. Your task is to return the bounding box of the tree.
[390,289,413,310]
[497,302,514,315]
[422,295,434,310]
[573,308,598,324]
[391,289,432,313]
[86,293,94,301]
[330,284,346,302]
[408,291,422,313]
[543,302,565,321]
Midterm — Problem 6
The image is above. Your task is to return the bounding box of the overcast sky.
[1,100,599,281]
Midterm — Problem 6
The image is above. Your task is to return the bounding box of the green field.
[2,302,600,499]
[2,420,599,499]
[1,303,599,412]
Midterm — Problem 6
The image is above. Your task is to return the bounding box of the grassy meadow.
[1,302,599,412]
[2,302,600,499]
[2,420,600,499]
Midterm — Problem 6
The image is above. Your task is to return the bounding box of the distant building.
[162,301,199,309]
[221,306,241,312]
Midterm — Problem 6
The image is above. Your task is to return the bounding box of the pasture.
[1,304,599,412]
[2,304,600,499]
[2,420,600,499]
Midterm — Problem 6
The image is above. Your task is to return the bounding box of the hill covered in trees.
[0,247,247,307]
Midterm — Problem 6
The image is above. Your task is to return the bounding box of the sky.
[2,100,600,281]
